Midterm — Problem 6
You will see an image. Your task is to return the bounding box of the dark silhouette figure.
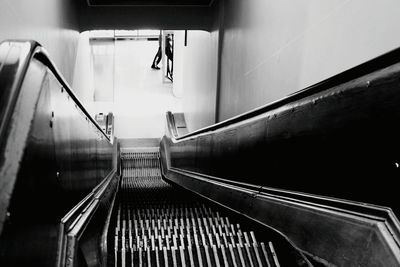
[151,47,161,70]
[151,31,162,70]
[165,34,173,81]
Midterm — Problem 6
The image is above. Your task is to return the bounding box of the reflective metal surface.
[58,170,120,267]
[161,46,400,266]
[0,41,38,160]
[0,54,45,236]
[0,41,116,266]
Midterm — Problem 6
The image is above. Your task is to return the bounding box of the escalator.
[113,151,307,267]
[0,40,308,267]
[1,39,400,267]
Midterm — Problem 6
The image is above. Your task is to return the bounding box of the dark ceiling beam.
[86,0,215,7]
[77,0,218,31]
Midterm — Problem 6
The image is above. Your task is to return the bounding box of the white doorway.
[89,30,183,139]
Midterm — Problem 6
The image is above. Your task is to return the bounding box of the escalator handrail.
[0,40,110,143]
[166,111,179,139]
[0,41,38,146]
[167,45,400,141]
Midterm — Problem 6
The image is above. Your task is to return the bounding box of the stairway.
[114,151,281,266]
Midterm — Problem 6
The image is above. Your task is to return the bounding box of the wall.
[72,32,95,106]
[86,38,183,139]
[91,38,115,102]
[218,0,400,120]
[72,33,114,114]
[176,30,219,132]
[0,0,79,84]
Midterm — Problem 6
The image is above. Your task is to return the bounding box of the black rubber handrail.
[166,111,179,138]
[0,40,110,143]
[168,45,400,141]
[58,170,117,267]
[0,41,38,149]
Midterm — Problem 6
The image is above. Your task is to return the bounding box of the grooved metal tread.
[115,152,280,267]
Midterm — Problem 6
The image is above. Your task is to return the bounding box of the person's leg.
[151,54,157,68]
[151,47,161,69]
[170,58,173,78]
[166,58,170,76]
[166,58,173,81]
[155,48,162,66]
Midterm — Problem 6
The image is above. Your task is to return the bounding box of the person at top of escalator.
[165,34,173,81]
[151,30,162,70]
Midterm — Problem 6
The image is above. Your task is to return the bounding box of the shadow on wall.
[217,0,400,121]
[0,0,80,84]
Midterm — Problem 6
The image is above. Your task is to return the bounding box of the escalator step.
[113,152,281,267]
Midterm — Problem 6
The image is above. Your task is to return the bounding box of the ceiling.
[87,0,215,6]
[78,0,219,31]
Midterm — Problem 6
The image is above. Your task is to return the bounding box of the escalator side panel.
[161,60,400,266]
[0,59,115,266]
[0,59,50,266]
[162,168,400,266]
[164,57,400,215]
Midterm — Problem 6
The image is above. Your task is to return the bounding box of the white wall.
[72,33,115,114]
[87,39,183,139]
[175,30,219,132]
[0,0,79,85]
[218,0,400,120]
[91,39,115,102]
[72,32,95,107]
[172,31,185,99]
